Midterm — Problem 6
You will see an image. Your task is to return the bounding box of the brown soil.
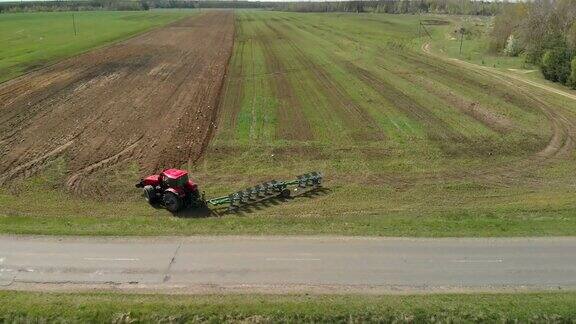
[216,18,245,141]
[0,12,235,194]
[421,19,450,26]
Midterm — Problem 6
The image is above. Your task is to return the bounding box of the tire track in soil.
[342,62,468,148]
[399,49,543,115]
[376,61,514,135]
[0,12,235,195]
[417,43,576,184]
[66,137,143,192]
[399,51,555,133]
[248,31,258,141]
[258,23,313,141]
[0,139,75,186]
[216,17,245,141]
[419,43,574,155]
[279,19,470,145]
[265,22,386,142]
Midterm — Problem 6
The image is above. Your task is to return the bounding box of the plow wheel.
[163,192,183,213]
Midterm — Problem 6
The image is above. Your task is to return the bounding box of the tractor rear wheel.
[280,188,291,199]
[189,190,205,208]
[143,185,158,205]
[163,192,183,213]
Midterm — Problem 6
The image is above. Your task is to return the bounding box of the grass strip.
[1,291,575,323]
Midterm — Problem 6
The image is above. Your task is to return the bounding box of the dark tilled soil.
[0,12,235,194]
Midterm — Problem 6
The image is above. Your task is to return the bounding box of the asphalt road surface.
[1,236,575,293]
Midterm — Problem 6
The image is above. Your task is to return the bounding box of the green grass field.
[0,10,192,83]
[2,291,575,322]
[1,11,576,236]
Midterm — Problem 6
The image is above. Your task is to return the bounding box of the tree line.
[270,0,503,16]
[0,0,147,12]
[0,0,263,13]
[1,0,502,15]
[491,0,576,88]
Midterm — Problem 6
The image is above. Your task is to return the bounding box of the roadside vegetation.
[0,10,191,83]
[2,11,576,237]
[1,291,575,322]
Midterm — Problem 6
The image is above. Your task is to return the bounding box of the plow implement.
[207,171,324,212]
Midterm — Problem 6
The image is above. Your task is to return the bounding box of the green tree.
[490,3,527,53]
[568,22,576,51]
[504,34,522,57]
[569,57,576,89]
[541,47,572,84]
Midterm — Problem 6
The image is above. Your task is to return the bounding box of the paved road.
[1,236,575,293]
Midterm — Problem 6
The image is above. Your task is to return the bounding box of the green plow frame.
[207,171,323,212]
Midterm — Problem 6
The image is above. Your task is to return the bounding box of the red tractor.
[135,169,204,213]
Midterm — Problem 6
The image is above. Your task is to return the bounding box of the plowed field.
[0,11,234,195]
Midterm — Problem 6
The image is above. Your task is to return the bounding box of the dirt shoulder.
[422,43,576,102]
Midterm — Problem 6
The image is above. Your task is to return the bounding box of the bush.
[503,34,522,56]
[569,57,576,89]
[541,48,572,84]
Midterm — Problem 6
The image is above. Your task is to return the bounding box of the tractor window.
[167,175,189,187]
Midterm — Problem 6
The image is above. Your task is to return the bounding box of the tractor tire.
[143,185,158,205]
[163,191,184,213]
[280,188,291,199]
[188,190,205,208]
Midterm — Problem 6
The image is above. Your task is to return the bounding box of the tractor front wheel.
[163,192,184,213]
[143,185,158,205]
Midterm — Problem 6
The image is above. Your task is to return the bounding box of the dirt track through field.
[0,12,235,194]
[420,43,576,160]
[418,42,576,183]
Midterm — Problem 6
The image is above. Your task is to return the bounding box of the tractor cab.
[136,168,201,212]
[160,169,191,188]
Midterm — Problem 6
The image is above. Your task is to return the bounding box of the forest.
[0,0,502,15]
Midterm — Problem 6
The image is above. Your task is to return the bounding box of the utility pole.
[459,27,465,55]
[419,20,432,39]
[416,7,421,37]
[72,13,77,36]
